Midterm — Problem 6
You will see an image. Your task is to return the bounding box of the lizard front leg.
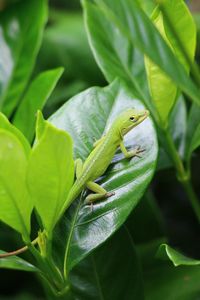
[85,181,114,204]
[120,141,145,158]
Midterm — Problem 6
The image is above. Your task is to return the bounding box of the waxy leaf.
[0,0,47,116]
[0,251,37,272]
[145,0,196,126]
[50,80,158,271]
[0,130,32,239]
[69,226,144,300]
[13,67,64,143]
[27,113,74,233]
[83,0,200,108]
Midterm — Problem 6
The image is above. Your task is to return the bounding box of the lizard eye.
[130,116,135,121]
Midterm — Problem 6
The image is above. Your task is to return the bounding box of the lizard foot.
[130,145,145,158]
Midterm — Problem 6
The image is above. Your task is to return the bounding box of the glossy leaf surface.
[27,114,74,233]
[83,0,200,107]
[50,80,158,271]
[69,226,144,300]
[13,67,63,142]
[0,130,32,238]
[0,0,47,116]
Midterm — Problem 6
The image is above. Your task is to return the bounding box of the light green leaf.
[27,114,74,233]
[145,0,196,126]
[0,112,30,156]
[157,244,200,267]
[13,67,64,143]
[0,130,32,239]
[0,250,37,272]
[0,0,47,116]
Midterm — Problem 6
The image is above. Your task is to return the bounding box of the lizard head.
[118,108,149,136]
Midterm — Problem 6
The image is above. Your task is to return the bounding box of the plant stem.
[164,129,200,223]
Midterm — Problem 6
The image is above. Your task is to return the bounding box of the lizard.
[0,107,149,258]
[59,107,149,216]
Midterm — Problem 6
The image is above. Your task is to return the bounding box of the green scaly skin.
[60,108,149,215]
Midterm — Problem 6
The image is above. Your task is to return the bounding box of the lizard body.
[60,108,149,214]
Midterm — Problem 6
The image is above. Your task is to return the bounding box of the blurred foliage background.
[1,0,200,299]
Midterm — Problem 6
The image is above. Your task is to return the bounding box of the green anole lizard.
[0,107,149,258]
[60,107,149,215]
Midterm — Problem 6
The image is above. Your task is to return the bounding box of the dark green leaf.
[0,0,47,116]
[69,226,144,300]
[185,103,200,162]
[13,67,64,142]
[83,0,200,107]
[50,79,157,271]
[140,241,200,300]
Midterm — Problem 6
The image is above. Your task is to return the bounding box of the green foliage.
[1,0,200,299]
[50,80,157,272]
[13,67,64,142]
[0,0,48,117]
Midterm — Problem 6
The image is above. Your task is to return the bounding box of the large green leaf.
[82,0,151,110]
[27,113,74,234]
[50,80,157,272]
[0,130,32,239]
[13,67,63,142]
[83,0,200,108]
[68,226,144,300]
[0,251,37,272]
[0,0,47,116]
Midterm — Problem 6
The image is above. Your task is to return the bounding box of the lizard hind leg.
[85,181,115,204]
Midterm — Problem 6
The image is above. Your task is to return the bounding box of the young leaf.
[0,130,32,240]
[145,0,196,126]
[0,251,37,272]
[50,79,158,272]
[0,112,30,156]
[27,114,74,234]
[157,244,200,267]
[0,0,47,117]
[13,67,64,143]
